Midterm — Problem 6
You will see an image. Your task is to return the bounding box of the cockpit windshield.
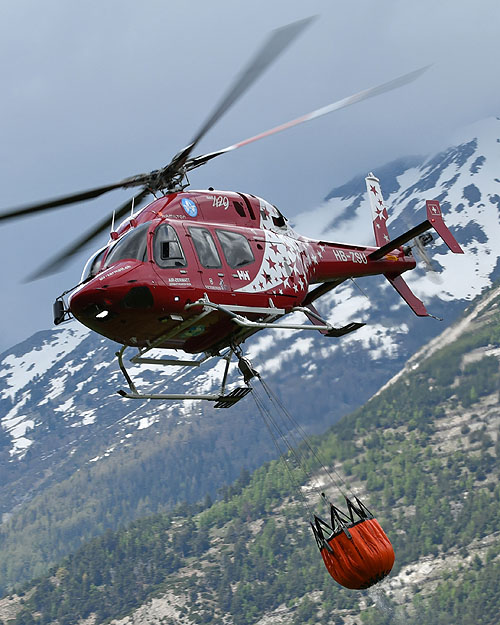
[81,247,106,282]
[103,222,150,269]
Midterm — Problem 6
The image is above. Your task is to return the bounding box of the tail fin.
[366,173,428,316]
[365,174,463,318]
[385,274,429,317]
[366,173,390,246]
[368,198,464,261]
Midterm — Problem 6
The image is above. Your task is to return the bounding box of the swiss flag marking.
[427,200,441,216]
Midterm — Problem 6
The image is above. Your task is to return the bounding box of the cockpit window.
[81,247,106,282]
[216,230,254,268]
[189,227,221,268]
[154,224,187,268]
[104,222,150,268]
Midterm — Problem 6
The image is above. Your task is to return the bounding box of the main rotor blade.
[166,16,316,173]
[186,65,430,171]
[26,188,150,281]
[2,18,315,222]
[0,174,151,223]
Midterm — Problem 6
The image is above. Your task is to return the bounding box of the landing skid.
[186,295,365,338]
[115,345,252,408]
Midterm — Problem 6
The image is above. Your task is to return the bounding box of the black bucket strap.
[330,503,351,529]
[345,496,373,522]
[311,516,335,552]
[311,496,374,549]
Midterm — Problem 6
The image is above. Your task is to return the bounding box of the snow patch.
[0,325,89,400]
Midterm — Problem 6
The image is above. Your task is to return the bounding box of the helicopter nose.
[69,280,155,325]
[69,283,118,323]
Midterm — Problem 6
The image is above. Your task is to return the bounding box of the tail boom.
[306,176,463,321]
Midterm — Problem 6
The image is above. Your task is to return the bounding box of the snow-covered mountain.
[1,115,499,591]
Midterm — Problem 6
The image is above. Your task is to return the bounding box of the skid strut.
[114,294,361,405]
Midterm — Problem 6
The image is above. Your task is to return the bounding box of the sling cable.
[243,360,395,591]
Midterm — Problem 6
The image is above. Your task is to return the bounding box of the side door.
[184,224,231,293]
[151,222,194,291]
[214,227,258,292]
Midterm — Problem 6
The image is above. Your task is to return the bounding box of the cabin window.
[216,230,255,268]
[154,224,187,268]
[104,222,150,268]
[81,247,106,282]
[189,227,221,268]
[238,194,256,220]
[272,206,287,229]
[233,201,246,218]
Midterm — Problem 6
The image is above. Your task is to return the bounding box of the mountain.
[4,276,500,625]
[1,115,500,592]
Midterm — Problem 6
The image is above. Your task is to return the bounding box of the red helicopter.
[0,18,463,407]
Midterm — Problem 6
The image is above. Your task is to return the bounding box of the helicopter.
[0,17,463,407]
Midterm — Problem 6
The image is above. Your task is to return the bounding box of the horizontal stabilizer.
[369,200,463,260]
[385,274,429,317]
[426,200,464,254]
[369,221,431,260]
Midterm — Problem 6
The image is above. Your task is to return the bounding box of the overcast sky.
[1,0,499,351]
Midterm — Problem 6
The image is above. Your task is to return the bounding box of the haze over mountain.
[1,114,499,593]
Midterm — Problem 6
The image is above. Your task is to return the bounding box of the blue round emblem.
[181,198,198,217]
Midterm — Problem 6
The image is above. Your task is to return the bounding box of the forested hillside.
[3,119,500,596]
[3,282,500,625]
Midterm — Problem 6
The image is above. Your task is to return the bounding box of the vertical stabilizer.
[366,173,390,247]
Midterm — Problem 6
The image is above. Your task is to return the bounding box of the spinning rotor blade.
[164,15,316,175]
[26,188,150,281]
[187,65,430,171]
[0,174,150,223]
[1,17,315,225]
[415,242,438,270]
